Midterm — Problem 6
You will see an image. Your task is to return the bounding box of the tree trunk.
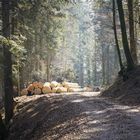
[87,57,91,85]
[0,114,8,140]
[79,47,84,87]
[2,0,14,124]
[92,49,97,86]
[101,45,106,85]
[79,60,84,87]
[11,0,19,95]
[46,53,51,82]
[127,0,137,64]
[11,0,18,34]
[106,45,110,85]
[93,56,97,86]
[116,0,134,70]
[112,0,123,70]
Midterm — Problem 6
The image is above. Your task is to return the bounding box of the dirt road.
[9,92,140,140]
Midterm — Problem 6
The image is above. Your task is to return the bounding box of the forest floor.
[101,66,140,105]
[8,92,140,140]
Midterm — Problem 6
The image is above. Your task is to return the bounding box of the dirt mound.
[101,66,140,105]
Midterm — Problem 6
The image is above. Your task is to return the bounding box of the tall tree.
[112,0,123,70]
[2,0,14,124]
[127,0,137,64]
[116,0,134,70]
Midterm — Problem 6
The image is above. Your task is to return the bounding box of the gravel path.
[9,92,140,140]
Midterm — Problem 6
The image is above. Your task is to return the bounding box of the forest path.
[9,92,140,140]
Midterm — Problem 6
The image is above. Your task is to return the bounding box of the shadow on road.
[9,93,140,140]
